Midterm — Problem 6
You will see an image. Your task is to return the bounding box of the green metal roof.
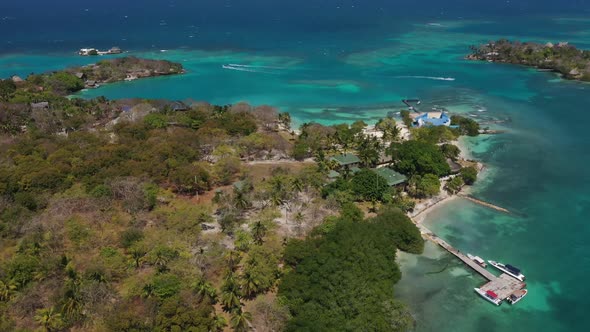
[350,167,362,174]
[373,167,407,186]
[233,180,246,191]
[328,170,341,179]
[330,154,360,166]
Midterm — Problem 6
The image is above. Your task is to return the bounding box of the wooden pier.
[418,225,497,280]
[417,223,525,304]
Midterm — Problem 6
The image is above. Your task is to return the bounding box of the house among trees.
[412,111,451,127]
[328,170,341,180]
[327,154,361,181]
[330,154,361,169]
[168,101,189,112]
[85,80,98,88]
[373,167,407,187]
[447,158,462,174]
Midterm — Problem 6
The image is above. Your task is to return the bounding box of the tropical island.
[0,59,482,331]
[467,39,590,81]
[6,56,184,94]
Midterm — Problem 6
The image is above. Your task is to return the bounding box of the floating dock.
[417,224,525,305]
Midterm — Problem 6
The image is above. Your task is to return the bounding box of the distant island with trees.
[2,56,184,97]
[467,39,590,81]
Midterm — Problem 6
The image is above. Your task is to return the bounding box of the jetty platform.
[402,99,421,112]
[457,194,511,214]
[417,223,525,304]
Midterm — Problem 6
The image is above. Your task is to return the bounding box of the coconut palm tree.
[194,277,218,304]
[142,283,155,298]
[291,177,304,194]
[251,220,267,245]
[233,189,251,211]
[294,212,305,236]
[220,289,242,312]
[34,307,64,332]
[211,313,228,332]
[230,308,253,332]
[241,271,261,298]
[61,291,84,320]
[234,230,252,252]
[0,279,17,301]
[152,250,172,272]
[224,251,242,272]
[130,247,146,268]
[270,193,285,208]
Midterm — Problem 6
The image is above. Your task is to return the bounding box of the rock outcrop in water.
[467,39,590,81]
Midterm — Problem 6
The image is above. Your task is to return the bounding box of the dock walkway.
[417,224,497,280]
[417,223,525,304]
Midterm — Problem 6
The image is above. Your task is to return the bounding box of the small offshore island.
[467,39,590,81]
[8,56,184,93]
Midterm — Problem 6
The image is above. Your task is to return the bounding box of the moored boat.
[467,254,487,268]
[488,260,525,281]
[474,288,502,306]
[507,289,528,305]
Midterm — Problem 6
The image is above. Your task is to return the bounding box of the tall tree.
[375,117,400,142]
[230,308,253,332]
[211,313,228,332]
[251,220,267,245]
[34,307,64,332]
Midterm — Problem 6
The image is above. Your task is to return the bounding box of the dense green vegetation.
[0,59,482,331]
[451,115,480,136]
[279,205,423,331]
[388,140,451,177]
[468,39,590,81]
[460,166,478,185]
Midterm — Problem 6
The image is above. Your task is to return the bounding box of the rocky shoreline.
[67,56,185,89]
[466,39,590,81]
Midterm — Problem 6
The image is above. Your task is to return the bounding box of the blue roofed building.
[412,111,451,128]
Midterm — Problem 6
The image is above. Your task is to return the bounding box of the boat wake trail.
[396,75,456,81]
[221,64,281,74]
[227,63,285,70]
[222,64,259,73]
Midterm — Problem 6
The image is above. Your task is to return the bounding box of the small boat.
[507,289,528,305]
[467,254,487,268]
[488,260,526,281]
[474,288,502,306]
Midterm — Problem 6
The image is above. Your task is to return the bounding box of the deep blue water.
[2,1,590,331]
[1,1,589,54]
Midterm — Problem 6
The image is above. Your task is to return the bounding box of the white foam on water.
[221,64,258,73]
[221,64,279,74]
[228,63,285,70]
[396,75,456,81]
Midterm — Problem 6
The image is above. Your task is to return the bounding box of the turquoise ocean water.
[2,2,590,331]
